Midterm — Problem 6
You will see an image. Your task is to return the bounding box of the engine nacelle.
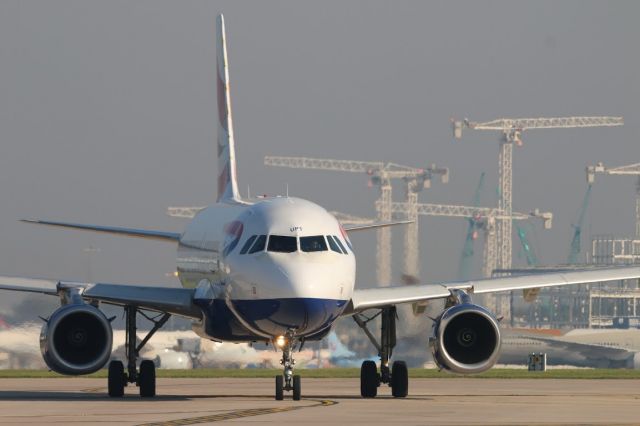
[429,302,501,374]
[40,304,113,375]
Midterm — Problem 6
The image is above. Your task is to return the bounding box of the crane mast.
[459,173,486,281]
[453,116,623,274]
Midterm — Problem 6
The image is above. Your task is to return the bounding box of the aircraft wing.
[0,276,200,319]
[348,266,640,313]
[21,219,181,243]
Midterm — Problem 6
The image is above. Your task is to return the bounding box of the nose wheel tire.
[391,360,408,398]
[108,360,125,397]
[360,360,378,398]
[275,375,284,400]
[292,375,301,401]
[139,360,156,397]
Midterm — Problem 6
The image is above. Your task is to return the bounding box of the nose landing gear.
[354,306,408,398]
[274,331,301,401]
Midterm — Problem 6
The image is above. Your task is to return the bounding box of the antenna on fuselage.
[285,183,289,198]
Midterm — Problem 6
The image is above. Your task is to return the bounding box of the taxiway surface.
[0,377,639,425]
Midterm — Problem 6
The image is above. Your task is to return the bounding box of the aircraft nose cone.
[231,259,348,337]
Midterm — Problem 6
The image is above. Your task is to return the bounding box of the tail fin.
[216,14,241,203]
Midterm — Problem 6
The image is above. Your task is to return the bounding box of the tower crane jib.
[452,115,623,274]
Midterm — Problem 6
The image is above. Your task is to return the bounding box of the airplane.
[500,328,640,369]
[1,14,640,401]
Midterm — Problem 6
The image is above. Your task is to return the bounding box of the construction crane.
[264,156,449,285]
[388,201,552,279]
[452,116,624,274]
[587,162,640,238]
[330,203,551,278]
[567,185,592,264]
[516,225,539,267]
[459,173,486,280]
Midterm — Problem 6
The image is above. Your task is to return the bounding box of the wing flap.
[22,219,181,242]
[347,284,450,313]
[82,283,200,318]
[0,276,59,295]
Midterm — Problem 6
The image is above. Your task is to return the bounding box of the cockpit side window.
[326,235,342,254]
[239,235,257,255]
[267,235,298,253]
[248,235,267,254]
[300,235,327,252]
[332,235,348,254]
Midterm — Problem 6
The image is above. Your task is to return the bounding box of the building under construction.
[511,161,640,329]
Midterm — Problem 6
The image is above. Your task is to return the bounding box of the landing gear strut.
[107,305,170,398]
[274,331,301,401]
[354,306,408,398]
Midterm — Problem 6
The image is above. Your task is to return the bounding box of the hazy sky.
[0,1,638,316]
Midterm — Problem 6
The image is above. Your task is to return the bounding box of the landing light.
[275,335,287,348]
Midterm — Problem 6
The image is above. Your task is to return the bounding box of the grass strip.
[1,368,640,379]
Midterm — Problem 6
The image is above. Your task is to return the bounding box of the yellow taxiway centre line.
[136,399,337,426]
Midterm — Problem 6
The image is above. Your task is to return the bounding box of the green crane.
[458,173,486,280]
[567,185,592,264]
[516,225,539,266]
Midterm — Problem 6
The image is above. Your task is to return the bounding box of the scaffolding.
[588,288,640,328]
[591,236,640,265]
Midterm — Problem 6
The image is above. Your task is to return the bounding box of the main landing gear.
[274,331,301,401]
[108,305,171,398]
[354,306,408,398]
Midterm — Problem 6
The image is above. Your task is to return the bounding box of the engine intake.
[430,302,501,374]
[40,304,113,375]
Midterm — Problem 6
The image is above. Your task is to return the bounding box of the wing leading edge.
[348,265,640,313]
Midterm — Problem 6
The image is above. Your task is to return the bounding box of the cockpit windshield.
[267,235,298,253]
[300,236,328,252]
[239,234,344,255]
[248,235,267,254]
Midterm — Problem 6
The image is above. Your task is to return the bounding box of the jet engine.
[40,303,113,375]
[429,292,501,374]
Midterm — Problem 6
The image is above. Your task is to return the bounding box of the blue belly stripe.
[194,298,348,341]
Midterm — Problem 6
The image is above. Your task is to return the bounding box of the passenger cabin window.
[267,235,298,253]
[239,235,257,254]
[332,235,348,254]
[300,236,327,252]
[248,235,267,254]
[326,235,342,254]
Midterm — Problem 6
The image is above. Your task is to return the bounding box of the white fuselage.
[176,197,356,342]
